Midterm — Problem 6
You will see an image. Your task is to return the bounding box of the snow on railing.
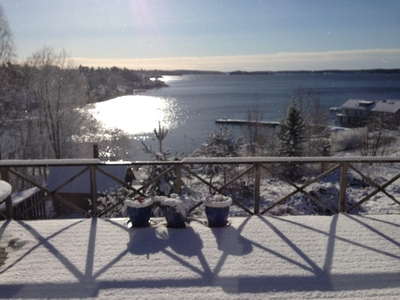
[1,156,400,219]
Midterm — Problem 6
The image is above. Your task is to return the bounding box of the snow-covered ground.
[1,215,400,299]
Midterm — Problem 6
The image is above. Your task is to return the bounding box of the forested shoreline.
[78,65,168,103]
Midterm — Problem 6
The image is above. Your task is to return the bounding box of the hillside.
[78,66,169,103]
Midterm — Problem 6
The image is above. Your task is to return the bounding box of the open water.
[93,73,400,159]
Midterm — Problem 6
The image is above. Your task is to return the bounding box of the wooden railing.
[1,156,400,219]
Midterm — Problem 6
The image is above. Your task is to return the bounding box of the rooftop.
[340,99,400,113]
[1,215,400,299]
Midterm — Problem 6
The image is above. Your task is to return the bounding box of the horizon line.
[68,48,400,72]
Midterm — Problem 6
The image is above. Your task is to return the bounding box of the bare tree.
[24,47,96,158]
[355,115,396,157]
[0,4,15,66]
[242,102,269,156]
[292,85,329,134]
[0,4,16,158]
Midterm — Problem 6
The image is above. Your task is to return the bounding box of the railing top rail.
[181,156,400,164]
[1,156,400,168]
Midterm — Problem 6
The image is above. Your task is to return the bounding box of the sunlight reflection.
[91,95,180,135]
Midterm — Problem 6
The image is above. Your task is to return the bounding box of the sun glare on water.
[91,95,180,135]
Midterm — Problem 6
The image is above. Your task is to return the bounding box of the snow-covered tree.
[195,125,243,158]
[193,125,243,189]
[0,4,16,158]
[141,123,183,196]
[97,128,137,161]
[291,85,329,156]
[24,47,95,159]
[278,99,306,157]
[0,4,15,66]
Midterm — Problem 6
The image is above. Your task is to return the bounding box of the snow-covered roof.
[340,99,400,113]
[0,158,103,167]
[46,165,128,194]
[0,187,40,212]
[0,180,11,202]
[1,215,399,298]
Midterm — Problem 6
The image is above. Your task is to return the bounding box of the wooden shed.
[46,165,133,217]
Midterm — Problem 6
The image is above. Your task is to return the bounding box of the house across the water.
[335,99,400,127]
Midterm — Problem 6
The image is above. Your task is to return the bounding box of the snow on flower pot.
[204,194,232,227]
[125,197,155,227]
[153,194,189,228]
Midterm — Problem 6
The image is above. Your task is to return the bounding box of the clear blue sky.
[3,0,400,71]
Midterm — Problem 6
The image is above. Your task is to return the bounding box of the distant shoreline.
[138,68,400,77]
[227,69,400,75]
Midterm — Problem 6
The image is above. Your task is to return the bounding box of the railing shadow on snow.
[1,215,400,298]
[1,156,400,220]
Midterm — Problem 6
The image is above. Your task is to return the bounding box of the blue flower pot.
[205,206,229,227]
[127,205,152,227]
[163,207,186,228]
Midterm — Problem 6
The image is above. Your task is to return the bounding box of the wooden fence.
[1,156,400,220]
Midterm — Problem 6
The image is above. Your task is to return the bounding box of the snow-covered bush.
[95,186,131,218]
[330,129,360,152]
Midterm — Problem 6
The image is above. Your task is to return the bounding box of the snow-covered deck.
[1,215,400,299]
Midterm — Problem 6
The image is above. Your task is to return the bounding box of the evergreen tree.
[196,125,243,158]
[193,125,243,190]
[278,100,306,157]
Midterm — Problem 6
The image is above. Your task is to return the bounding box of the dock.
[215,119,280,127]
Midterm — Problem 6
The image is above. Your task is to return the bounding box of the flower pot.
[205,206,230,227]
[163,206,186,228]
[153,194,190,228]
[204,194,232,227]
[125,198,154,227]
[127,205,152,227]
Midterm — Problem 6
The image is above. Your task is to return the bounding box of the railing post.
[254,163,260,214]
[1,167,13,219]
[339,162,348,213]
[93,144,99,159]
[175,165,182,194]
[89,166,97,217]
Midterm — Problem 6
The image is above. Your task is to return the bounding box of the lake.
[93,73,400,160]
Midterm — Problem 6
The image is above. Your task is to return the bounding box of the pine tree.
[278,100,306,157]
[193,125,243,191]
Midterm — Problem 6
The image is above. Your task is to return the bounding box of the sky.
[2,0,400,71]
